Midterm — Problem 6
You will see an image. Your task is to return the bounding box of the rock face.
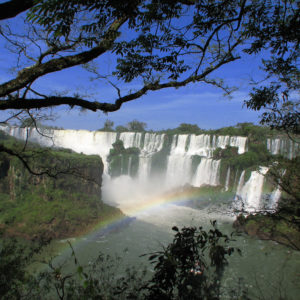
[233,214,300,250]
[0,133,123,240]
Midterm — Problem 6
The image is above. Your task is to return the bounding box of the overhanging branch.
[0,143,101,185]
[0,0,34,21]
[0,16,127,97]
[0,54,239,112]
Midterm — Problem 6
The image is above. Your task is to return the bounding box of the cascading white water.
[165,155,193,187]
[138,156,152,182]
[119,132,142,148]
[0,125,117,172]
[1,125,285,211]
[164,135,192,187]
[229,136,247,154]
[269,188,281,210]
[1,126,263,200]
[192,158,220,187]
[142,133,165,153]
[224,168,231,191]
[186,134,213,157]
[236,167,269,212]
[0,125,248,189]
[215,135,230,150]
[236,172,245,192]
[164,133,247,188]
[267,138,299,159]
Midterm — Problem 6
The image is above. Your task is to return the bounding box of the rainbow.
[47,186,227,264]
[77,187,210,240]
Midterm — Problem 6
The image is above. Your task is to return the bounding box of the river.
[43,176,300,300]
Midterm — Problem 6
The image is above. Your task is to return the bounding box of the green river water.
[39,196,300,300]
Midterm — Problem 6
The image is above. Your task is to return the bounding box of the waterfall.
[0,125,248,189]
[137,133,166,180]
[165,155,193,188]
[267,138,299,159]
[0,125,118,172]
[128,156,132,176]
[224,168,231,191]
[269,188,281,210]
[236,167,269,212]
[192,158,220,187]
[163,133,245,188]
[119,132,142,148]
[138,156,152,182]
[215,135,230,150]
[186,134,213,157]
[229,136,247,154]
[4,125,277,211]
[142,133,165,153]
[236,171,245,196]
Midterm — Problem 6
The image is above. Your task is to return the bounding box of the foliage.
[246,90,300,135]
[143,222,240,300]
[115,125,129,132]
[0,237,46,299]
[234,213,300,251]
[109,140,125,155]
[211,123,275,141]
[160,123,203,135]
[213,146,239,160]
[127,120,147,132]
[216,141,272,188]
[1,1,294,116]
[0,1,297,141]
[0,133,124,239]
[101,119,114,131]
[20,117,36,128]
[175,123,202,135]
[219,142,271,170]
[0,223,243,300]
[267,156,300,217]
[107,140,140,177]
[243,0,299,133]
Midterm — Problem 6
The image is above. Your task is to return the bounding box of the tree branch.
[0,16,127,97]
[0,142,101,185]
[0,0,34,21]
[0,54,239,113]
[0,143,57,177]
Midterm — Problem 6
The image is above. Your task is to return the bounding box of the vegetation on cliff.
[107,140,140,178]
[234,213,300,251]
[233,156,300,250]
[0,132,123,240]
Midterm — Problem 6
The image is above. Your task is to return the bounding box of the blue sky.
[0,4,267,131]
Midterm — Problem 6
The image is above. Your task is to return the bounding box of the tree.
[0,0,246,114]
[0,223,243,299]
[267,156,300,217]
[144,223,240,300]
[115,125,128,132]
[19,117,35,128]
[0,1,297,116]
[243,1,299,135]
[176,123,201,134]
[127,119,147,132]
[102,119,114,131]
[0,0,298,166]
